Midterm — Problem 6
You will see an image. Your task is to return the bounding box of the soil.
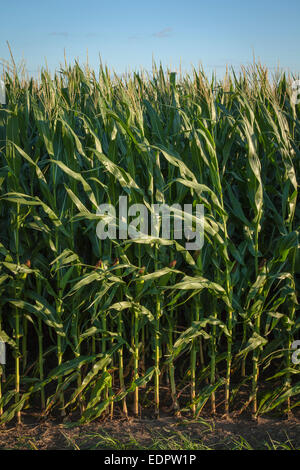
[0,413,299,450]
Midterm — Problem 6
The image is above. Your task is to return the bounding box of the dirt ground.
[0,413,299,450]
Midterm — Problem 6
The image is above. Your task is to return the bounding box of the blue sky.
[1,0,299,77]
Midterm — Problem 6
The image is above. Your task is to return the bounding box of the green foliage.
[0,62,299,423]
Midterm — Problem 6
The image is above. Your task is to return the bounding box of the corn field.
[0,61,299,425]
